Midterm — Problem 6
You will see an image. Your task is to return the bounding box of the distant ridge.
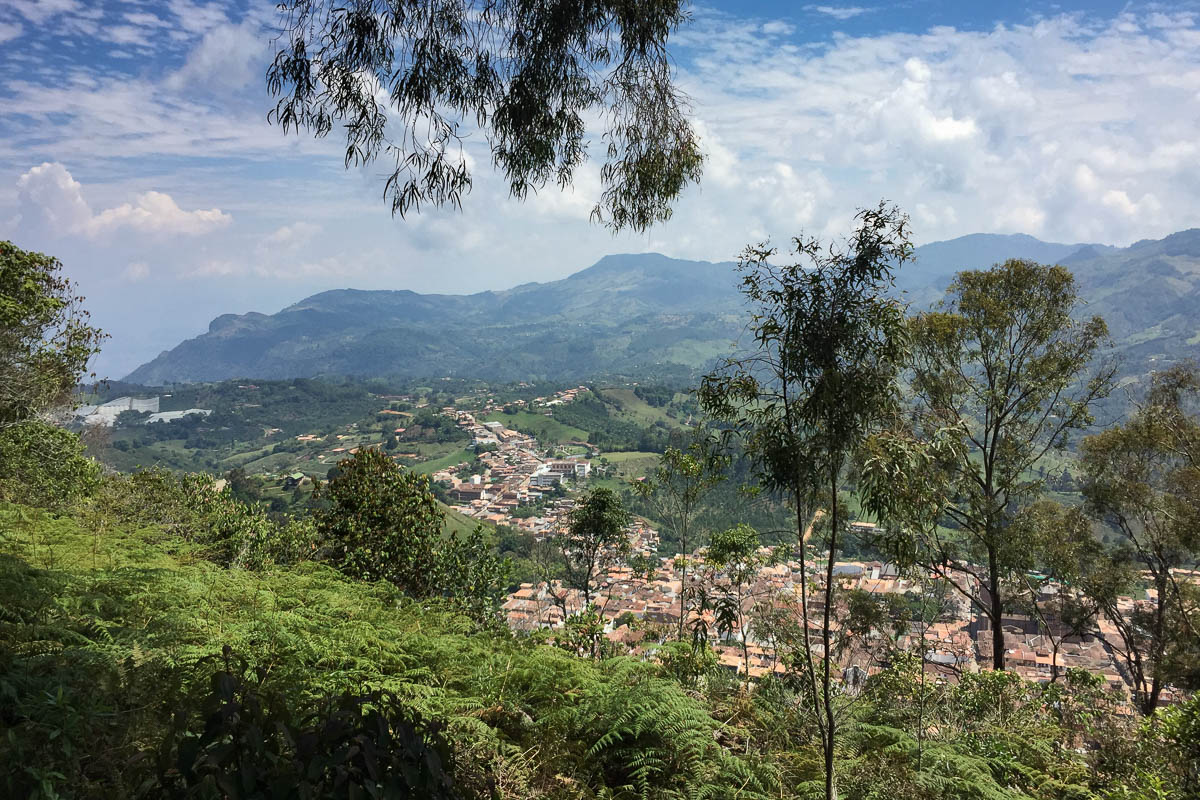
[126,231,1200,385]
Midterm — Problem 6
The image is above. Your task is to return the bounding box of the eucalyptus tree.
[1080,364,1200,714]
[632,434,727,640]
[905,259,1114,671]
[268,0,703,230]
[555,487,632,611]
[1014,501,1105,684]
[698,202,912,800]
[703,523,769,683]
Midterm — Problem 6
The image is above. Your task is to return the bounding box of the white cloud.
[260,222,321,251]
[0,21,23,43]
[188,258,239,277]
[102,25,153,47]
[15,162,92,232]
[667,10,1200,248]
[253,222,323,262]
[166,20,266,91]
[166,0,232,35]
[91,190,231,235]
[123,261,150,281]
[804,6,870,21]
[16,162,232,238]
[8,0,82,25]
[185,248,379,281]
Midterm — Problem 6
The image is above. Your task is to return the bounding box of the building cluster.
[429,410,594,530]
[502,531,1163,698]
[532,386,588,407]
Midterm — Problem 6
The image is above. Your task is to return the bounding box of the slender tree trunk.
[1145,572,1169,714]
[988,543,1006,670]
[821,462,840,800]
[679,521,688,642]
[740,584,751,684]
[793,491,826,782]
[917,571,929,773]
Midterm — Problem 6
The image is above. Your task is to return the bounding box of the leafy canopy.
[0,240,105,428]
[1080,363,1200,713]
[268,0,703,231]
[556,486,632,609]
[314,447,507,618]
[893,258,1114,670]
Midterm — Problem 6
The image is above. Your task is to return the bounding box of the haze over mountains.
[126,230,1200,385]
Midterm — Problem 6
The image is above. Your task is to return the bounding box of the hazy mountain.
[126,231,1200,385]
[897,233,1109,288]
[125,253,746,384]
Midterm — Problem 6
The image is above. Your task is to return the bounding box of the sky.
[2,0,1199,377]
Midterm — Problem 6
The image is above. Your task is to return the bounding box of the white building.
[74,396,160,426]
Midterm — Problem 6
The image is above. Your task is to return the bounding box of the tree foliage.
[1080,363,1200,713]
[314,448,507,618]
[699,202,913,800]
[904,258,1114,670]
[554,486,632,611]
[0,240,105,428]
[267,0,703,230]
[316,448,445,592]
[632,433,726,640]
[0,420,100,508]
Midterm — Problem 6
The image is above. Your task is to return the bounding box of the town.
[369,390,1180,705]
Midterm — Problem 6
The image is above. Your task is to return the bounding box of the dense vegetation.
[6,231,1200,800]
[4,487,1199,799]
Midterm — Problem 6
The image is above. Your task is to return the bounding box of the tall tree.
[1080,364,1200,714]
[0,241,105,428]
[699,202,912,800]
[906,259,1114,671]
[268,0,702,231]
[632,434,727,640]
[554,487,631,611]
[1016,500,1105,684]
[704,523,768,683]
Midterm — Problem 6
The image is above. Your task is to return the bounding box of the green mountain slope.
[126,232,1200,384]
[125,253,745,384]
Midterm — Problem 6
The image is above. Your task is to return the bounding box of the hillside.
[127,231,1200,384]
[125,253,744,384]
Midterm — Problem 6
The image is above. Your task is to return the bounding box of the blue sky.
[3,1,1199,376]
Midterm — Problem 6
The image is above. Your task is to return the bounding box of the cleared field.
[600,450,661,480]
[483,410,589,444]
[594,387,682,428]
[439,502,492,538]
[411,447,475,475]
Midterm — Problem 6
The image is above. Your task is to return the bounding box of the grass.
[483,410,589,444]
[411,447,475,475]
[600,451,661,480]
[588,476,630,494]
[594,388,682,428]
[439,502,492,538]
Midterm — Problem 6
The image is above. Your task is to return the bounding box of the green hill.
[126,232,1200,388]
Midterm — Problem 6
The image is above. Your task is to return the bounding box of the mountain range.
[125,230,1200,385]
